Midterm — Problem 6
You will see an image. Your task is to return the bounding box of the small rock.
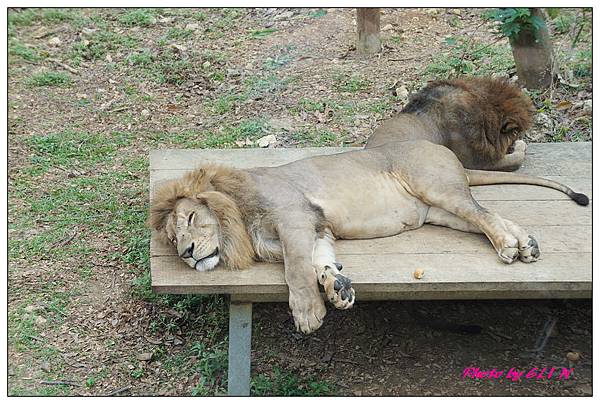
[202,61,211,69]
[171,44,187,52]
[450,8,462,16]
[581,99,592,113]
[35,316,47,325]
[82,39,90,47]
[108,79,117,84]
[159,17,174,24]
[566,351,581,363]
[425,8,440,15]
[257,134,277,148]
[24,304,38,313]
[382,24,394,31]
[76,93,88,100]
[81,27,96,36]
[48,37,62,46]
[105,54,113,63]
[395,85,409,100]
[127,364,135,370]
[185,22,199,30]
[137,352,153,361]
[274,11,294,20]
[41,362,51,372]
[413,268,425,279]
[141,109,150,117]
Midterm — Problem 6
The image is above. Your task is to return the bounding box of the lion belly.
[307,175,430,239]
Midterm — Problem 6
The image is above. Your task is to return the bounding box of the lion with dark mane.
[149,135,588,333]
[366,77,534,171]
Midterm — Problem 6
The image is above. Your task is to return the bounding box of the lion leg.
[427,193,539,264]
[277,219,327,334]
[313,230,355,310]
[425,207,482,233]
[404,147,539,264]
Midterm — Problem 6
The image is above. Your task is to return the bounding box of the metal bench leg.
[227,301,252,396]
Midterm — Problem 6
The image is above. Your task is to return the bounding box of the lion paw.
[512,139,527,154]
[289,290,326,334]
[496,219,540,264]
[317,264,355,310]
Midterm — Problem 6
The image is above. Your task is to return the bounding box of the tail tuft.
[570,192,590,206]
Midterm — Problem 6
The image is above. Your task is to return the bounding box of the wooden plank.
[149,142,591,301]
[150,169,591,202]
[151,251,591,296]
[150,224,591,257]
[149,142,591,176]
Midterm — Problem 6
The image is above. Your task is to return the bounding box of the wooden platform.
[150,142,592,301]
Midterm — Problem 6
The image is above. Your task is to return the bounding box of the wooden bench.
[150,142,591,396]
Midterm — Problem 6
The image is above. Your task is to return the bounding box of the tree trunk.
[356,8,381,54]
[509,8,555,89]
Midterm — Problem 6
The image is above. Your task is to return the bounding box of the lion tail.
[465,169,590,206]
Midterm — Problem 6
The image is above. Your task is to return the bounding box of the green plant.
[118,9,156,27]
[251,367,336,396]
[9,40,40,62]
[27,72,71,87]
[333,73,370,93]
[85,376,96,388]
[309,9,327,19]
[484,8,545,39]
[250,28,278,39]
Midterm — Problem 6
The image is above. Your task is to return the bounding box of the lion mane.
[148,165,255,270]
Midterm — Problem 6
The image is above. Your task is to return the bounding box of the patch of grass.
[249,28,278,39]
[208,95,240,115]
[333,73,370,93]
[25,130,133,170]
[190,340,229,396]
[27,71,70,87]
[70,31,139,63]
[251,367,337,396]
[244,74,290,98]
[127,49,153,67]
[165,27,194,40]
[424,37,514,78]
[552,12,575,34]
[309,9,328,19]
[568,49,592,78]
[292,128,338,146]
[118,9,156,27]
[9,40,40,62]
[8,8,81,26]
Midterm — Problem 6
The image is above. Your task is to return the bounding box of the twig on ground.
[40,380,82,388]
[47,58,79,74]
[108,386,131,396]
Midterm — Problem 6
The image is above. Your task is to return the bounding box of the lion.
[365,77,534,171]
[149,140,588,334]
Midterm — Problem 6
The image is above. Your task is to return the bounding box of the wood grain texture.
[149,142,591,300]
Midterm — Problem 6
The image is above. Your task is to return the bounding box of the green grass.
[424,37,514,78]
[292,129,338,146]
[165,27,194,40]
[118,9,156,27]
[9,40,41,62]
[250,28,278,39]
[309,9,328,19]
[27,71,70,87]
[70,31,139,63]
[333,73,371,93]
[251,367,337,396]
[8,8,83,27]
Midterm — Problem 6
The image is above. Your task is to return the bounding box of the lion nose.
[180,242,194,259]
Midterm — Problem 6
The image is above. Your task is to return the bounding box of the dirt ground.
[7,7,592,396]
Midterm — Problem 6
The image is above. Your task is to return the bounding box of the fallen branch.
[108,386,131,396]
[47,58,79,74]
[40,380,82,388]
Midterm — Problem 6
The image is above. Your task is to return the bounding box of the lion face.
[165,198,222,271]
[148,166,256,271]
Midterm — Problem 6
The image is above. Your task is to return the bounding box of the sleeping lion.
[149,141,588,334]
[366,77,534,171]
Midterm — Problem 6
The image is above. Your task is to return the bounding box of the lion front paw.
[289,290,326,334]
[317,264,355,310]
